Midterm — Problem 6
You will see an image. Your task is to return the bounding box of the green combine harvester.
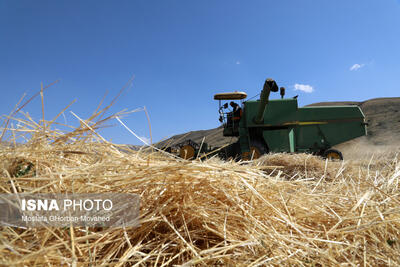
[215,78,367,160]
[170,78,367,160]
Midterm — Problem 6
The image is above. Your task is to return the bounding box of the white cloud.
[235,61,240,65]
[294,83,314,93]
[349,63,365,71]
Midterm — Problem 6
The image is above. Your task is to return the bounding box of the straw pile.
[1,92,400,266]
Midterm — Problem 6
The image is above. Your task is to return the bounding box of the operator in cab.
[226,101,242,128]
[230,101,242,122]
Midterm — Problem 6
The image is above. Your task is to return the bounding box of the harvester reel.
[179,144,196,159]
[323,149,343,161]
[241,140,268,161]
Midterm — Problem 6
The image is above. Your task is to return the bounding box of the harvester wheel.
[179,144,196,159]
[241,140,268,160]
[323,149,343,161]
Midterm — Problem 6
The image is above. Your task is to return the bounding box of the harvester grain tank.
[214,78,367,160]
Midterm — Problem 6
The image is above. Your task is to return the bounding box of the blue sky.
[1,0,399,145]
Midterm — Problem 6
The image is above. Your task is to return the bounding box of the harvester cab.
[214,91,247,136]
[214,78,367,160]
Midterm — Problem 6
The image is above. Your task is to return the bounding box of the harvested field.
[1,99,400,266]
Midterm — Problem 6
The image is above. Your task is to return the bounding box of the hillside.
[157,97,400,157]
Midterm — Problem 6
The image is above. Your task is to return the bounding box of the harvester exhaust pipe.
[253,78,279,124]
[280,87,285,99]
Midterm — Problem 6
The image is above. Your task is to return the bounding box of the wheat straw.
[0,90,399,266]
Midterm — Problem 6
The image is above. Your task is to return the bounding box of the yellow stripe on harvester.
[298,121,328,125]
[282,121,328,126]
